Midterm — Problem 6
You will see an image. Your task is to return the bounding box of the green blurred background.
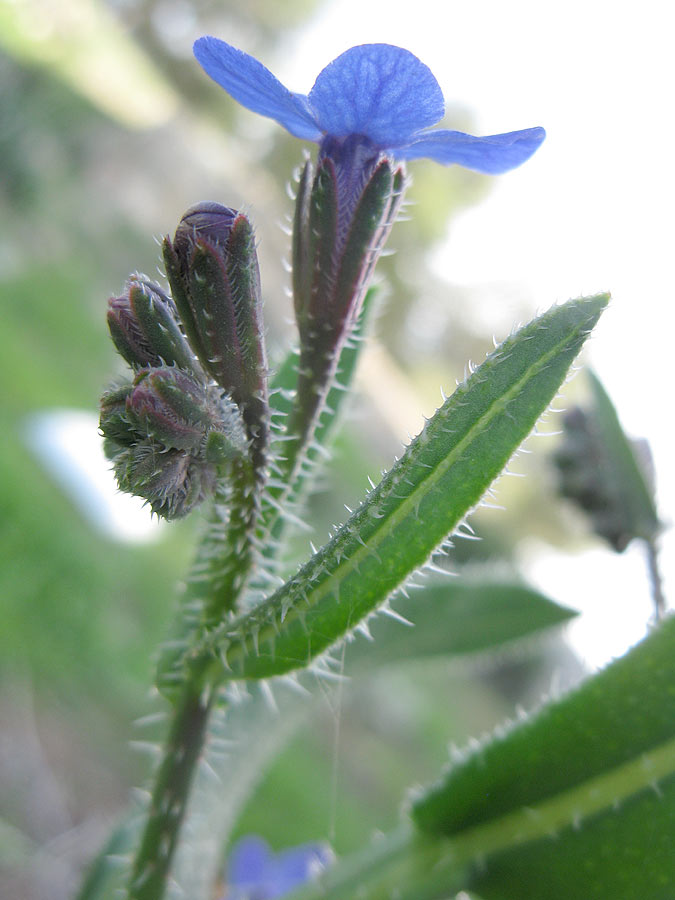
[1,1,658,897]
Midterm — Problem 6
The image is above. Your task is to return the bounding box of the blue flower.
[193,38,545,174]
[223,835,333,899]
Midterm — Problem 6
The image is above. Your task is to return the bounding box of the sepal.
[290,142,404,438]
[113,442,208,520]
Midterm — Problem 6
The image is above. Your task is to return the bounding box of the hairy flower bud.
[99,382,135,452]
[127,368,215,452]
[162,203,269,471]
[290,138,405,437]
[106,276,196,372]
[100,366,248,519]
[113,443,208,520]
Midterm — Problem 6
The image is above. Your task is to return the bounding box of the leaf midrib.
[220,305,593,669]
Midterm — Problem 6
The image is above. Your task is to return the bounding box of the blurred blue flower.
[223,835,333,899]
[193,38,545,175]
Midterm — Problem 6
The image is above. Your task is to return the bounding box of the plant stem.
[127,679,216,900]
[129,458,261,897]
[202,458,260,626]
[644,535,667,621]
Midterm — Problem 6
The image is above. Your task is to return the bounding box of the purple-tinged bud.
[126,368,214,452]
[162,203,269,472]
[100,365,249,519]
[290,137,405,440]
[99,382,135,452]
[106,276,196,372]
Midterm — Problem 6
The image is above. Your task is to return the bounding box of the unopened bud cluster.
[102,154,405,517]
[100,204,267,519]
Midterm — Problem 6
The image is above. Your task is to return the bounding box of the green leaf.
[286,618,675,900]
[197,293,608,682]
[345,579,577,670]
[413,615,675,834]
[468,773,675,900]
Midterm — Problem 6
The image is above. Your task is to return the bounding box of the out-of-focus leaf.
[197,293,608,681]
[0,0,177,127]
[345,579,577,670]
[75,815,141,900]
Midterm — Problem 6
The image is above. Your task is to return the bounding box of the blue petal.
[193,37,321,141]
[227,835,273,887]
[308,44,445,147]
[399,126,546,173]
[271,843,332,894]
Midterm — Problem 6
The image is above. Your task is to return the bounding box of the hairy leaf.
[196,293,608,682]
[287,618,675,900]
[412,615,675,836]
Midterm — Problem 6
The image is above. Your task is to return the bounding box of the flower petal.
[308,44,445,147]
[193,37,321,141]
[272,843,333,894]
[399,126,546,173]
[227,835,273,887]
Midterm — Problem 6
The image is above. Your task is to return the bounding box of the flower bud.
[162,203,269,470]
[291,139,405,433]
[126,368,214,452]
[106,276,196,372]
[99,382,135,453]
[100,366,249,519]
[113,443,208,520]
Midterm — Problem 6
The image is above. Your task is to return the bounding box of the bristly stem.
[202,457,260,627]
[258,296,373,562]
[133,461,260,897]
[127,680,216,900]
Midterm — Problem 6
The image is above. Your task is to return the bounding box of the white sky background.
[280,0,675,665]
